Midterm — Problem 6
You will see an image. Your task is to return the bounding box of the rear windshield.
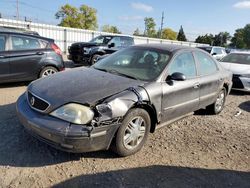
[221,53,250,65]
[198,47,212,53]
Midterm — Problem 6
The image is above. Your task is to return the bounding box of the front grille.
[232,75,244,89]
[69,45,82,54]
[27,92,50,112]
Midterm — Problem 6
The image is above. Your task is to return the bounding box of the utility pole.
[159,12,164,38]
[16,0,19,20]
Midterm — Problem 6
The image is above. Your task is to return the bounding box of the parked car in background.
[68,35,134,65]
[0,30,65,84]
[17,44,232,157]
[220,52,250,92]
[198,46,227,60]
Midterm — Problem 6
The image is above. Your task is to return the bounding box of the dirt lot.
[0,82,249,188]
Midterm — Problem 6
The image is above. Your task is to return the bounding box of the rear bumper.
[232,75,250,92]
[16,93,120,153]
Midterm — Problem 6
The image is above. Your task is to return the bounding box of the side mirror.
[169,72,186,81]
[212,52,217,56]
[108,43,115,48]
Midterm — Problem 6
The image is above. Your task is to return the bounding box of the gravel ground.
[0,80,249,188]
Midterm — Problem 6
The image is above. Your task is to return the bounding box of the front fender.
[90,47,106,56]
[95,87,150,123]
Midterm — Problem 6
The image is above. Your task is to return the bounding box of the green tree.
[231,29,246,48]
[55,4,98,30]
[243,24,250,48]
[101,25,121,34]
[177,25,187,41]
[144,17,156,37]
[161,28,177,40]
[195,34,214,45]
[213,32,231,47]
[133,28,140,36]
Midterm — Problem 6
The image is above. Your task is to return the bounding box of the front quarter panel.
[95,86,150,123]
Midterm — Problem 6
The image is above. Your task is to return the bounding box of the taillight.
[51,43,62,55]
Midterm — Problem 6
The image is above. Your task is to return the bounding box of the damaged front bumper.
[16,94,121,153]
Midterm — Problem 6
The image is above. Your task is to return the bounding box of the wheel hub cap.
[123,116,146,150]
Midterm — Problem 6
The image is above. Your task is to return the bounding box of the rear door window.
[0,35,6,51]
[11,35,42,50]
[195,51,218,76]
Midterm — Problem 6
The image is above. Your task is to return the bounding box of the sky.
[0,0,250,41]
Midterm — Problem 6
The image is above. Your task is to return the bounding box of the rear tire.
[113,108,151,157]
[206,88,226,114]
[39,66,58,78]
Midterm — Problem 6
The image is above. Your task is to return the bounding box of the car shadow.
[64,60,88,69]
[0,81,30,88]
[238,101,250,113]
[52,165,250,188]
[0,103,117,167]
[230,90,249,96]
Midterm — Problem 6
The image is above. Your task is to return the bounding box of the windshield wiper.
[107,69,139,80]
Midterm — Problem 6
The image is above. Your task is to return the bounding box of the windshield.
[221,53,250,65]
[198,47,212,54]
[89,36,113,44]
[92,47,171,81]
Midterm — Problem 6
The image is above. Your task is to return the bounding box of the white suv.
[198,46,227,60]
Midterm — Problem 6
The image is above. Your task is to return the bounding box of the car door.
[194,51,222,108]
[8,34,45,80]
[0,34,10,83]
[161,51,200,122]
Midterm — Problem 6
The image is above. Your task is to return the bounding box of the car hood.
[220,62,250,75]
[71,42,99,48]
[28,67,145,111]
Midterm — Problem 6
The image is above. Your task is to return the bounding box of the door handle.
[193,83,200,89]
[36,52,44,55]
[0,55,5,58]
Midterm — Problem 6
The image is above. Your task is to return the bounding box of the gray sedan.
[16,44,232,156]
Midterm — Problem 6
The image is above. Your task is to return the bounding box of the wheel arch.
[132,103,158,133]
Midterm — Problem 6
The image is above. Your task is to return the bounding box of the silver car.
[16,44,233,156]
[220,52,250,92]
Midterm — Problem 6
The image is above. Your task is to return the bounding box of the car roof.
[0,30,54,41]
[99,35,133,38]
[229,51,250,55]
[134,43,194,52]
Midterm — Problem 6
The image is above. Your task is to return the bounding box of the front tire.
[206,88,227,114]
[91,54,101,65]
[113,108,151,157]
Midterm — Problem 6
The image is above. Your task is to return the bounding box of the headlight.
[50,103,94,125]
[83,47,91,54]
